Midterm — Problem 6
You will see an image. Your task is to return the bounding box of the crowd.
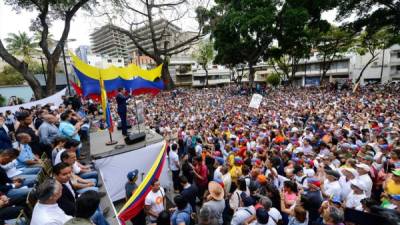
[0,94,109,225]
[121,82,400,225]
[1,81,400,225]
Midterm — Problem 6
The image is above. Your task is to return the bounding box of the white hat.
[341,167,359,178]
[356,163,370,172]
[350,179,366,191]
[291,127,299,133]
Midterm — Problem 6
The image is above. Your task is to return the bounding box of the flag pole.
[99,70,117,146]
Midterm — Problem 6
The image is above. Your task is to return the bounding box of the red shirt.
[195,163,208,187]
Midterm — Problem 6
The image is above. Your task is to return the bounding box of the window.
[397,52,400,58]
[397,65,400,71]
[107,59,112,63]
[118,59,122,63]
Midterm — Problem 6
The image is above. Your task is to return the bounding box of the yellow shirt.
[230,165,242,182]
[386,179,400,195]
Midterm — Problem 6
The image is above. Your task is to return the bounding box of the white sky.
[0,1,338,50]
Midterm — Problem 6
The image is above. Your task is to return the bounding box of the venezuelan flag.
[99,75,114,132]
[118,142,167,224]
[70,52,164,96]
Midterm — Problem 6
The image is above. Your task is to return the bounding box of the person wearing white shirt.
[356,163,373,197]
[345,180,367,211]
[339,168,358,200]
[231,192,256,225]
[258,196,282,225]
[169,143,180,193]
[322,170,342,199]
[30,178,72,225]
[145,179,165,223]
[221,166,232,194]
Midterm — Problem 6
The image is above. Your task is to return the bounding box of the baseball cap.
[256,208,269,224]
[257,175,267,184]
[325,169,341,179]
[350,179,366,191]
[240,192,255,207]
[390,194,400,201]
[127,169,139,181]
[307,177,321,188]
[392,169,400,177]
[356,163,371,172]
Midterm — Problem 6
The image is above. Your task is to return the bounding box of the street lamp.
[62,38,76,95]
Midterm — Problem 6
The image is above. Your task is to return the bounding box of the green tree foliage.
[211,0,277,89]
[0,95,5,107]
[193,40,214,87]
[0,66,25,85]
[336,0,400,44]
[0,61,45,86]
[266,73,281,87]
[313,26,354,81]
[5,32,39,63]
[0,0,94,99]
[352,28,393,84]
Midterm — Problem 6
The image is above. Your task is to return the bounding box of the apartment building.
[90,24,129,61]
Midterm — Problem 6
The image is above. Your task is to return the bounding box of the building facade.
[90,24,129,61]
[75,45,91,63]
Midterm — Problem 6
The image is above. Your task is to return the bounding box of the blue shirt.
[171,204,192,225]
[16,144,35,168]
[59,121,80,142]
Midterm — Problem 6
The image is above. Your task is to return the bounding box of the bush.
[0,66,25,85]
[0,95,5,107]
[266,73,281,87]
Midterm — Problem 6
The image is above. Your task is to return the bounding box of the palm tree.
[5,31,38,63]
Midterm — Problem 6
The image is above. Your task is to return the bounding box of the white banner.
[94,141,171,201]
[136,100,145,124]
[0,88,66,113]
[249,93,263,109]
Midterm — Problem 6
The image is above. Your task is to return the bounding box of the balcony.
[295,68,349,77]
[192,78,231,87]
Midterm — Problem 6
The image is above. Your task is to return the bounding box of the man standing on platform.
[116,88,130,136]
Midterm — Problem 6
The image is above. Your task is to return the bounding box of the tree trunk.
[23,66,45,100]
[380,48,385,82]
[0,40,44,99]
[161,60,174,90]
[46,59,58,96]
[355,56,378,84]
[202,64,208,87]
[249,63,255,93]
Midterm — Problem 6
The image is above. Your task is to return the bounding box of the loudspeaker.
[124,132,146,145]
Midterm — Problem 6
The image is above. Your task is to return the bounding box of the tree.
[107,0,207,90]
[336,0,400,44]
[0,65,25,86]
[211,0,277,90]
[192,40,214,87]
[313,26,354,81]
[266,72,281,87]
[353,28,393,84]
[5,32,39,63]
[0,0,94,99]
[273,1,312,84]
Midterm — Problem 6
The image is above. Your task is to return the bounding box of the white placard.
[249,94,263,109]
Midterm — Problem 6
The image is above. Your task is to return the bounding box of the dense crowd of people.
[121,82,400,225]
[1,82,400,225]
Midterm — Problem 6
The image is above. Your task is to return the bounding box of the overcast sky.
[0,1,338,50]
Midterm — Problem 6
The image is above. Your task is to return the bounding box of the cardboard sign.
[249,94,263,109]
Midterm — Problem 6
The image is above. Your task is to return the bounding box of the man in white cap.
[345,179,367,211]
[356,163,373,197]
[339,167,358,200]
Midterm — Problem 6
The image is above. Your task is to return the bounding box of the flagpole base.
[106,140,118,146]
